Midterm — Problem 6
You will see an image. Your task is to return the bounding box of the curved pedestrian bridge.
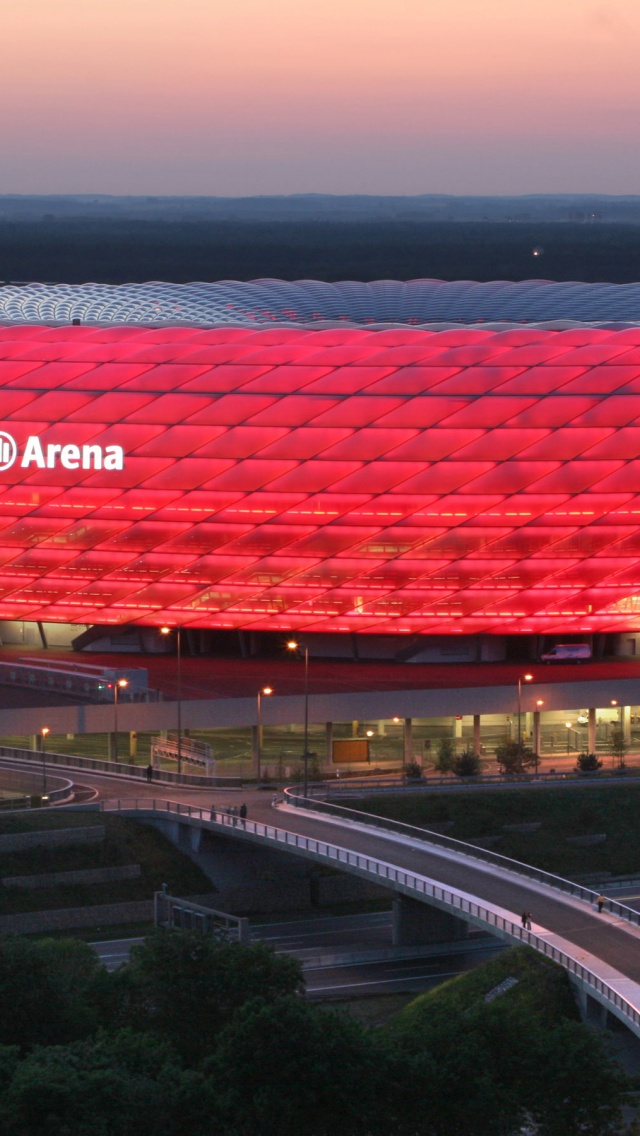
[98,794,640,1038]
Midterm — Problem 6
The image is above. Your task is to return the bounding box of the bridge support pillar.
[392,897,469,946]
[573,985,609,1030]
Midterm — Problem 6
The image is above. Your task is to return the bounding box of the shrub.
[435,736,455,772]
[575,752,602,773]
[495,740,536,775]
[452,747,481,778]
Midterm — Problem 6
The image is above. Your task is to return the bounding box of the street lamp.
[287,639,310,796]
[113,678,128,762]
[160,626,182,774]
[535,700,544,776]
[256,686,273,782]
[517,674,534,761]
[41,726,49,797]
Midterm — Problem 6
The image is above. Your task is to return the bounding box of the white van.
[540,643,591,663]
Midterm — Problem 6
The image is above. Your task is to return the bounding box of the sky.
[2,0,640,196]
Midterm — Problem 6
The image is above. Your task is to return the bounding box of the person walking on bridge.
[597,894,606,913]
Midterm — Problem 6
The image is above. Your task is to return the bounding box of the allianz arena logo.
[0,431,124,473]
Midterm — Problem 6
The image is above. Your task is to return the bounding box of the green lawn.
[391,946,577,1032]
[0,812,213,915]
[344,783,640,879]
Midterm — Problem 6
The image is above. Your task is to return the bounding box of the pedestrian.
[521,910,528,928]
[239,802,247,820]
[597,894,606,913]
[210,803,217,821]
[271,793,278,807]
[526,913,532,930]
[145,763,153,782]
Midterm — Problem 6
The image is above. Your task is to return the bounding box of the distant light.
[366,729,374,737]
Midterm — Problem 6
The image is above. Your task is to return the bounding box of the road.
[91,910,504,999]
[304,943,504,998]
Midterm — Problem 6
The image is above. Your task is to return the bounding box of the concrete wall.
[3,674,640,738]
[2,864,140,889]
[0,826,104,852]
[0,899,153,935]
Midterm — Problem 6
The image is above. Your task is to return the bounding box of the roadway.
[91,911,504,998]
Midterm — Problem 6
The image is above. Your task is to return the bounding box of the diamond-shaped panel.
[0,324,638,632]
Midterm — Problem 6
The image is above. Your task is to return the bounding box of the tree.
[452,746,481,778]
[121,932,303,1062]
[389,991,627,1136]
[610,726,628,769]
[0,937,101,1052]
[495,739,537,775]
[435,735,456,772]
[206,996,388,1136]
[575,751,603,773]
[403,759,423,782]
[0,1030,197,1136]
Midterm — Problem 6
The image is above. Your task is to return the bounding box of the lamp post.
[41,726,49,797]
[160,626,183,774]
[287,640,310,796]
[517,674,534,763]
[256,686,273,782]
[535,700,544,775]
[113,678,128,762]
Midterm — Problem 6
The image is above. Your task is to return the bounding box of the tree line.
[0,932,629,1135]
[1,220,640,283]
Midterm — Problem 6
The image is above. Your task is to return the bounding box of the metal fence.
[0,745,239,788]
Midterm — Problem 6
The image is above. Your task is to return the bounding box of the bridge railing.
[94,797,640,1037]
[283,788,640,929]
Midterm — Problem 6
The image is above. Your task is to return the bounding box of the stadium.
[1,279,640,659]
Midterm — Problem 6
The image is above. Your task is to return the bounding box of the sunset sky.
[3,0,640,195]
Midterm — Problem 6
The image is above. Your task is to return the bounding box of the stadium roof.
[2,279,640,329]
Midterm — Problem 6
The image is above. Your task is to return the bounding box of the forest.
[2,220,640,284]
[0,933,629,1136]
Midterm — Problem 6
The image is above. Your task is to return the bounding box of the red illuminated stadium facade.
[2,280,640,650]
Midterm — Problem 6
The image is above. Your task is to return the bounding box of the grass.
[344,782,640,878]
[0,812,213,915]
[390,946,577,1033]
